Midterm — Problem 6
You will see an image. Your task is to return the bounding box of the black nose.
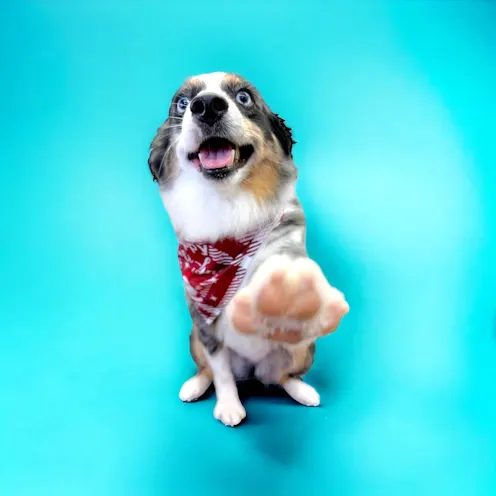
[190,93,228,126]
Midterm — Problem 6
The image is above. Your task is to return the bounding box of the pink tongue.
[198,148,234,170]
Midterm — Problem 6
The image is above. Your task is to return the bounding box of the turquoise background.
[1,1,495,495]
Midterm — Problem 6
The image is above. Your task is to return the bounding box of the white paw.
[213,399,247,427]
[283,378,321,406]
[179,374,211,402]
[232,256,349,341]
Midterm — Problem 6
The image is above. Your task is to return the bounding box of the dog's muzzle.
[190,93,229,127]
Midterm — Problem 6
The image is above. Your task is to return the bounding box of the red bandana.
[178,218,280,324]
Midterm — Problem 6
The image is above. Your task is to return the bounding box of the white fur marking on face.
[196,72,226,94]
[177,72,248,161]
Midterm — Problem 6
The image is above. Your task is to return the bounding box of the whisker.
[160,127,183,135]
[160,131,182,138]
[157,136,180,179]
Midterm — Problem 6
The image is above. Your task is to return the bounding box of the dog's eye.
[236,90,252,106]
[177,96,190,113]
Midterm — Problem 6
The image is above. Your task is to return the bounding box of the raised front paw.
[231,257,349,342]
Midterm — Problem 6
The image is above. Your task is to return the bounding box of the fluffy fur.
[149,72,349,426]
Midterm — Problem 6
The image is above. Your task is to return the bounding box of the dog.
[148,72,349,427]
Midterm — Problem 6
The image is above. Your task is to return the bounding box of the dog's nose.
[190,93,228,126]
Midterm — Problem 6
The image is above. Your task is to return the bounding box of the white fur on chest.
[160,166,276,242]
[162,163,293,365]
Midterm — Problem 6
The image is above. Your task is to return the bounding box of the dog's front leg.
[206,346,246,427]
[187,306,246,427]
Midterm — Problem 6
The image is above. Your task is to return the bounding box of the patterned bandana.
[178,218,280,324]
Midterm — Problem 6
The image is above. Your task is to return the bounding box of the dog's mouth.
[187,137,254,180]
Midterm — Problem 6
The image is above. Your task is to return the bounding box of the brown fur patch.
[241,139,283,202]
[189,326,212,378]
[224,73,243,86]
[181,77,205,94]
[279,342,316,383]
[241,157,280,202]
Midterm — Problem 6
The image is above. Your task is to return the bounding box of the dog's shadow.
[192,376,339,467]
[238,376,339,463]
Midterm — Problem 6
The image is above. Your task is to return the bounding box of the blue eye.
[177,96,190,113]
[236,90,252,106]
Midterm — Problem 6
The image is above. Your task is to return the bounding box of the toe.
[286,276,321,319]
[269,329,304,344]
[232,293,257,334]
[269,268,287,284]
[319,294,350,336]
[257,273,290,317]
[257,265,314,318]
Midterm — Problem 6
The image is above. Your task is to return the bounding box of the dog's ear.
[269,113,296,157]
[148,124,171,182]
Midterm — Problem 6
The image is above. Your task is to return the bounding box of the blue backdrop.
[1,1,495,495]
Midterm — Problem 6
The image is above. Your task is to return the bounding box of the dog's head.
[149,72,296,198]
